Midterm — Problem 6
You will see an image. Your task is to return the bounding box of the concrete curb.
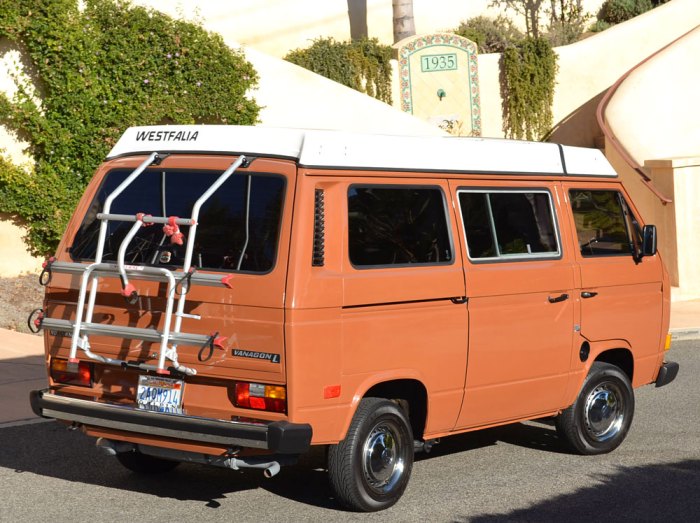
[670,328,700,341]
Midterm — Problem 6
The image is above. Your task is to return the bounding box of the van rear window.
[71,169,285,273]
[348,186,453,267]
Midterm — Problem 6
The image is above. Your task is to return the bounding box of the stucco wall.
[0,217,42,276]
[605,25,700,164]
[539,0,700,146]
[602,22,700,297]
[134,0,605,58]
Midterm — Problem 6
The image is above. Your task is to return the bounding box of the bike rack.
[38,153,248,375]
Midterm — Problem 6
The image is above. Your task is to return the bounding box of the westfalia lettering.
[135,130,199,142]
[233,349,280,363]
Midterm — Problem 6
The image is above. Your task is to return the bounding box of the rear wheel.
[328,398,414,512]
[116,450,180,474]
[556,362,634,455]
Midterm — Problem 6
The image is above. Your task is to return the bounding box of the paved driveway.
[0,340,697,522]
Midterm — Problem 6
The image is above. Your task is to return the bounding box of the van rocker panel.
[30,389,311,454]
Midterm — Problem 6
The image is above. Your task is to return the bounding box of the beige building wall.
[603,24,700,298]
[538,0,700,146]
[135,0,605,58]
[0,218,42,276]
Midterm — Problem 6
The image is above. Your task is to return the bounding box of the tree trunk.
[392,0,416,43]
[347,0,368,41]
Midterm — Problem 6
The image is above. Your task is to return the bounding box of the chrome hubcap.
[362,421,405,494]
[584,382,625,442]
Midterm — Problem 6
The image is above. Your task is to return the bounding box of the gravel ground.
[0,272,44,333]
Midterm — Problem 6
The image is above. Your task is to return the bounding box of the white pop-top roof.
[106,125,617,177]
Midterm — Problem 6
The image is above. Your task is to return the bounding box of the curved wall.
[605,26,700,164]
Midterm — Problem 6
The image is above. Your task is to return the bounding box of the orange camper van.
[30,126,678,511]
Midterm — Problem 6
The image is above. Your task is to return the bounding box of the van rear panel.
[38,154,298,433]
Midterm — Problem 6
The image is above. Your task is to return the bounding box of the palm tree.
[392,0,416,43]
[347,0,368,40]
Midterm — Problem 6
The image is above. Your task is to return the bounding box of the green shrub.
[453,15,523,53]
[285,37,392,104]
[589,19,612,32]
[0,0,259,255]
[545,0,591,46]
[500,37,558,141]
[598,0,653,25]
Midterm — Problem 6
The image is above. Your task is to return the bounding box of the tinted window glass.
[569,190,632,256]
[348,186,452,266]
[71,169,285,273]
[459,191,559,260]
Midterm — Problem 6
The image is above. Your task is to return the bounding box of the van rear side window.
[458,190,560,261]
[348,185,452,267]
[71,169,285,273]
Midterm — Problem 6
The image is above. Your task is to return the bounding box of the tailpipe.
[97,438,296,478]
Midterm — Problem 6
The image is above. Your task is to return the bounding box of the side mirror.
[641,224,657,257]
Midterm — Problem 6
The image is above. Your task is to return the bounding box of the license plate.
[137,375,184,413]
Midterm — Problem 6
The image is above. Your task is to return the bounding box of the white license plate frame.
[137,375,184,413]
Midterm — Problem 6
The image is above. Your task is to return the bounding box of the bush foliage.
[500,37,558,141]
[597,0,653,25]
[0,0,260,255]
[454,15,524,53]
[285,37,392,104]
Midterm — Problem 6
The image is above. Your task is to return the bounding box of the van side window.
[569,190,636,256]
[348,186,452,267]
[458,190,560,260]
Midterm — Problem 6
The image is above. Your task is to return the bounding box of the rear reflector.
[50,358,93,387]
[235,382,286,413]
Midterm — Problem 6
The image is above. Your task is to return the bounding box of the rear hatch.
[44,154,296,416]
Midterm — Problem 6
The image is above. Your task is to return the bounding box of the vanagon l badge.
[233,349,280,364]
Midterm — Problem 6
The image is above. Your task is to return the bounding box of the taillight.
[50,358,93,387]
[234,382,286,413]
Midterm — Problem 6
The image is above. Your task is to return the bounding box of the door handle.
[581,291,598,299]
[548,293,569,304]
[451,296,468,304]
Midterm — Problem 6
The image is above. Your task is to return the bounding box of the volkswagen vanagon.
[30,126,678,511]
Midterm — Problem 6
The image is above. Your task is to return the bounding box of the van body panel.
[563,182,665,387]
[341,300,468,435]
[44,154,297,421]
[450,179,576,427]
[335,176,468,436]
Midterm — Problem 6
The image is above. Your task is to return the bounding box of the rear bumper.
[30,388,312,454]
[655,361,679,388]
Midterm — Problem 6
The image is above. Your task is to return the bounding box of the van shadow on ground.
[3,416,697,516]
[0,415,567,511]
[459,458,700,522]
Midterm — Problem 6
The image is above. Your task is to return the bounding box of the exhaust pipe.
[96,438,136,455]
[96,438,295,477]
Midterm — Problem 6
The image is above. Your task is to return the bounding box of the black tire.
[116,450,180,474]
[328,398,414,512]
[555,362,635,455]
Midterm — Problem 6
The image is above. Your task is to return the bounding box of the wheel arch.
[363,379,428,440]
[593,347,634,382]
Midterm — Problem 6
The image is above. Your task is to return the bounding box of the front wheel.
[555,362,634,455]
[328,398,414,512]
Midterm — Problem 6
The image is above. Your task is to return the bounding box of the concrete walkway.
[1,300,698,425]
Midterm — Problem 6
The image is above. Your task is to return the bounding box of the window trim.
[69,167,288,275]
[457,187,563,264]
[347,183,456,270]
